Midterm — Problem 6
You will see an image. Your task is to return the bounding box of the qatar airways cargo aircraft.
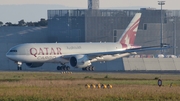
[6,13,170,71]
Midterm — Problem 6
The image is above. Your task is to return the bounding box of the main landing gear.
[82,66,95,71]
[16,62,22,70]
[57,65,70,71]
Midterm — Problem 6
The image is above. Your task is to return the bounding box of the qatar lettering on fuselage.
[30,47,62,57]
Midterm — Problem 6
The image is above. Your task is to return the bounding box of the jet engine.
[26,63,44,68]
[70,55,91,68]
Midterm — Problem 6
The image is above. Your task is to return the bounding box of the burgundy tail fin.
[117,13,141,46]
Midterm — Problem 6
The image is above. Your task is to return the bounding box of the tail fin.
[117,13,141,46]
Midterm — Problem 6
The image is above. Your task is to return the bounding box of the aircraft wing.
[60,44,171,61]
[87,44,171,58]
[125,44,171,53]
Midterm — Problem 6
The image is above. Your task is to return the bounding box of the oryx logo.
[120,17,140,48]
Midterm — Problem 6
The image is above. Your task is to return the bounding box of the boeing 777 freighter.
[6,13,170,71]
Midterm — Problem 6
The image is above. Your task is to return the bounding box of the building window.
[114,37,117,42]
[114,30,117,37]
[113,30,117,42]
[143,24,147,30]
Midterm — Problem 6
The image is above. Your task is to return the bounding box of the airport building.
[1,0,180,71]
[47,1,180,55]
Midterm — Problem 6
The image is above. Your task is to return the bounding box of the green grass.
[0,72,179,100]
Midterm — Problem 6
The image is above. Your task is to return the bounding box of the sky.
[0,0,179,9]
[0,0,180,23]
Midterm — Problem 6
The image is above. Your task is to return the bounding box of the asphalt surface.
[1,69,180,74]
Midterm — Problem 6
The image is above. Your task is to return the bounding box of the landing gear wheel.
[62,66,66,71]
[82,66,95,71]
[17,66,22,70]
[88,66,92,71]
[57,66,60,70]
[60,66,62,70]
[57,65,70,71]
[92,66,95,71]
[66,66,70,71]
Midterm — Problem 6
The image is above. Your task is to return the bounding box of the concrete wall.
[92,58,124,71]
[123,58,146,71]
[123,58,180,71]
[143,58,161,70]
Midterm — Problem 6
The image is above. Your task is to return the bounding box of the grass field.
[0,71,180,101]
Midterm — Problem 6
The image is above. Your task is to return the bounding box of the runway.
[1,69,180,74]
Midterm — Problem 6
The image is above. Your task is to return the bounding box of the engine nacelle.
[70,55,91,68]
[26,63,44,68]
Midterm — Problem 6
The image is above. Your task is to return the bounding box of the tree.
[0,21,3,26]
[18,19,26,26]
[5,22,12,26]
[26,22,34,26]
[39,18,47,26]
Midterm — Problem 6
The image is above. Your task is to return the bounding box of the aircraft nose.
[6,50,17,61]
[6,45,19,61]
[6,51,11,59]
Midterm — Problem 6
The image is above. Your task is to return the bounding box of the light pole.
[158,1,165,54]
[173,16,177,55]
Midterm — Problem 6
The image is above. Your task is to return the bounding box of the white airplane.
[6,13,170,71]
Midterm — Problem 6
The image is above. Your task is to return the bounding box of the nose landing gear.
[16,62,22,70]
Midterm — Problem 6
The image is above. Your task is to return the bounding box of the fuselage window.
[10,50,17,52]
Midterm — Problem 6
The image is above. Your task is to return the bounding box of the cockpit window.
[10,50,17,52]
